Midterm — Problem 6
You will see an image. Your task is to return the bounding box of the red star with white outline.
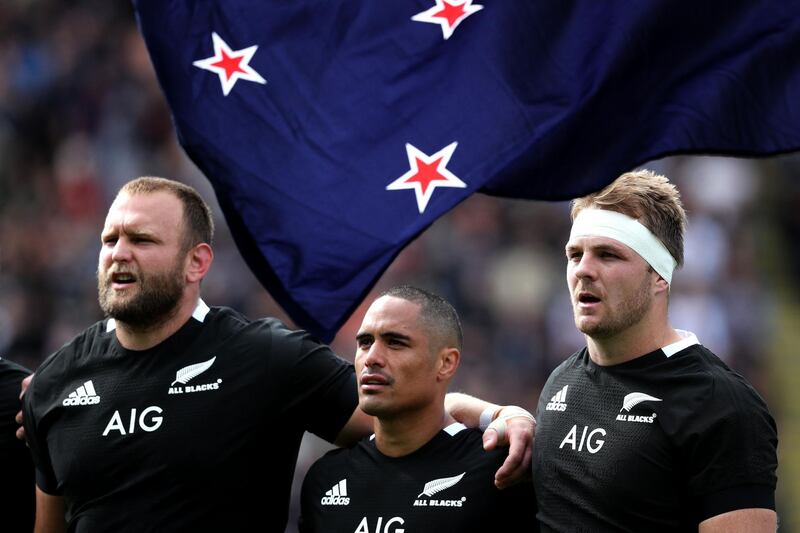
[386,142,466,214]
[192,32,267,96]
[411,0,484,40]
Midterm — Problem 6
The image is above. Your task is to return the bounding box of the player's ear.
[436,347,460,382]
[185,243,214,283]
[653,271,669,296]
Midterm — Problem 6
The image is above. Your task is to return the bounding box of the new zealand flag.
[133,0,800,341]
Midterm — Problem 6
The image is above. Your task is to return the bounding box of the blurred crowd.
[1,1,798,531]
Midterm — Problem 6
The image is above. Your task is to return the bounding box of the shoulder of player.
[552,348,584,376]
[0,357,31,382]
[669,344,767,408]
[303,445,361,493]
[32,320,111,381]
[648,344,774,443]
[432,424,509,468]
[538,349,583,397]
[207,306,329,353]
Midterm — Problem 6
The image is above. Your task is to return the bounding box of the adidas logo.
[62,380,101,406]
[545,385,568,411]
[321,479,350,506]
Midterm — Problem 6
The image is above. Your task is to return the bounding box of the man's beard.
[576,274,653,339]
[98,260,185,331]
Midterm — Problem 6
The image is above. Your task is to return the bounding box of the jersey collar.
[661,329,699,358]
[106,298,210,332]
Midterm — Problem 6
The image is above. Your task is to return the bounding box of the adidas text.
[63,396,100,406]
[322,479,349,505]
[321,495,350,506]
[546,385,568,411]
[62,380,100,407]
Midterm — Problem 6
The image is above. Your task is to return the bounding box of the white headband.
[569,209,677,284]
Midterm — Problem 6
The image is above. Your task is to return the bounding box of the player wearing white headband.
[532,169,778,532]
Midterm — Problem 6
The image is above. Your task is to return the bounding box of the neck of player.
[373,403,454,458]
[115,291,201,351]
[586,304,683,366]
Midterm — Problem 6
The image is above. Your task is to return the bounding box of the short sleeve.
[0,359,36,528]
[677,372,777,521]
[267,324,358,442]
[22,375,61,495]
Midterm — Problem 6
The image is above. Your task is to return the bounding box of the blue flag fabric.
[133,0,800,342]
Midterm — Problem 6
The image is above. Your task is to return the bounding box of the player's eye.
[356,337,372,349]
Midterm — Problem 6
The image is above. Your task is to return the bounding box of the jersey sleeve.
[22,373,61,495]
[677,371,777,521]
[266,323,358,443]
[0,358,30,446]
[0,359,36,528]
[298,457,326,533]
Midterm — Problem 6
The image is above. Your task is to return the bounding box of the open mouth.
[578,292,601,304]
[111,272,137,286]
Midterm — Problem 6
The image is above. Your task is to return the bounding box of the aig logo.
[354,517,405,533]
[559,424,606,454]
[102,406,163,436]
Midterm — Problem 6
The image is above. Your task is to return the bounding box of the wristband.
[479,406,498,431]
[484,405,535,440]
[497,405,535,424]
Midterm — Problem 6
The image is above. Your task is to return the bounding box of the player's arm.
[334,406,373,447]
[699,508,776,532]
[34,487,66,533]
[15,373,33,440]
[444,392,535,489]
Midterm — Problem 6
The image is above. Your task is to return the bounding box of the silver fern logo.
[616,392,661,424]
[413,472,467,508]
[620,392,662,412]
[172,356,216,385]
[168,357,222,395]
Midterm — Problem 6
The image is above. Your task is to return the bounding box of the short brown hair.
[120,177,214,250]
[570,169,687,267]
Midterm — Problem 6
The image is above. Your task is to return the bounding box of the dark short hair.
[379,285,463,351]
[120,176,214,250]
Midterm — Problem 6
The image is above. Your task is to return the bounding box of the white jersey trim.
[192,299,210,323]
[106,299,210,332]
[367,422,467,442]
[661,329,699,358]
[444,422,467,435]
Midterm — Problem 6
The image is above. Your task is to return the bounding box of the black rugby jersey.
[299,423,537,533]
[0,358,34,532]
[23,301,358,532]
[532,333,777,533]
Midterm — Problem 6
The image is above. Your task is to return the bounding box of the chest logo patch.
[168,356,222,395]
[321,479,350,506]
[413,472,467,508]
[545,384,568,411]
[616,392,661,423]
[62,380,101,406]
